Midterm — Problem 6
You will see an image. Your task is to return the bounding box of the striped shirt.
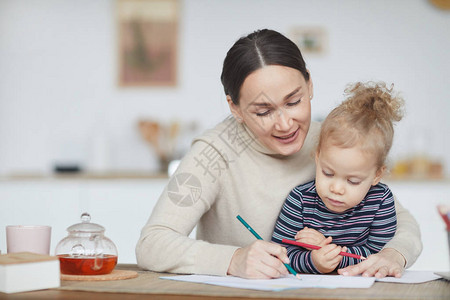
[271,180,397,274]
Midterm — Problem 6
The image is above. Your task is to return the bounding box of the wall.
[1,0,449,174]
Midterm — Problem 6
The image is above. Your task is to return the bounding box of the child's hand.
[311,244,347,274]
[295,227,328,248]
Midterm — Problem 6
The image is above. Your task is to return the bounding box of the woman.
[136,29,422,279]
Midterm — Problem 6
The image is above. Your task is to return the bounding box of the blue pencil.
[236,215,300,279]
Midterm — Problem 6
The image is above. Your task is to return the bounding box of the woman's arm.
[136,140,290,277]
[136,141,238,275]
[338,196,422,278]
[383,197,422,267]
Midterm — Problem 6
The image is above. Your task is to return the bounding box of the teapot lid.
[67,212,105,233]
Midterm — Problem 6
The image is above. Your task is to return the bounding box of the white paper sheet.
[376,271,442,284]
[160,270,442,291]
[161,274,375,291]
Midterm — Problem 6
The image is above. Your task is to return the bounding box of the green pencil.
[236,215,300,279]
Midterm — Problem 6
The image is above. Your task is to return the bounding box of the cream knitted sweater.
[136,117,422,275]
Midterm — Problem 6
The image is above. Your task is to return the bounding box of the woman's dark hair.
[220,29,310,105]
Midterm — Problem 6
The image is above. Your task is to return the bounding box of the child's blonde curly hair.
[317,81,404,170]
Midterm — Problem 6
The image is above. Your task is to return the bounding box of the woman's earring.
[310,95,313,100]
[235,116,243,123]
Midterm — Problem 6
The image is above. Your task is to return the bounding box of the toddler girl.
[272,81,404,274]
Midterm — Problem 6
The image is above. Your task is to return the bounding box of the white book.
[0,252,60,294]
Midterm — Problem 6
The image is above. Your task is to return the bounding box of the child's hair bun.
[343,82,404,124]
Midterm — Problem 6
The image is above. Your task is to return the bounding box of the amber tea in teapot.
[58,254,117,275]
[55,213,118,275]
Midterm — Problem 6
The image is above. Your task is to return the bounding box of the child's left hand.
[311,244,347,274]
[295,227,328,248]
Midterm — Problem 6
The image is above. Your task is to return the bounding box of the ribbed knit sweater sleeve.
[383,196,422,268]
[135,140,239,276]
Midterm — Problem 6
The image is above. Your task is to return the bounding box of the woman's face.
[228,65,313,156]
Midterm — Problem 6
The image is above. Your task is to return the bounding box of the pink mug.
[6,225,51,255]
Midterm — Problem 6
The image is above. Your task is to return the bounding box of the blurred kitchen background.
[0,0,449,178]
[1,0,450,269]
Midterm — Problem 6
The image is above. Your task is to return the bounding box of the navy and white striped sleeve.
[338,185,397,268]
[272,184,320,273]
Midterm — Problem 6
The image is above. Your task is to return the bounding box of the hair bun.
[343,81,404,123]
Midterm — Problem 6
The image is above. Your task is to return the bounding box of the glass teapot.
[55,212,118,275]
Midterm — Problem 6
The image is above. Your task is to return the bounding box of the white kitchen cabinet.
[0,178,168,264]
[1,178,449,272]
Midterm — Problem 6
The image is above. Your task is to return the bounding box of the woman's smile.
[273,127,300,144]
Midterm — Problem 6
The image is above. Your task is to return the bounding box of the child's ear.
[372,166,386,186]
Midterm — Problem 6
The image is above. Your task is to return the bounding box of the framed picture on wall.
[117,0,179,87]
[289,27,328,55]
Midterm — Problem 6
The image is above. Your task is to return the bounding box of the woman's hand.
[227,240,290,279]
[295,227,328,248]
[337,248,405,278]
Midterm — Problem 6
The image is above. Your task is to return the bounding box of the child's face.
[315,143,383,213]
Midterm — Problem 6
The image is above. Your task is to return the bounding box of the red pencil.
[281,238,367,260]
[437,205,450,231]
